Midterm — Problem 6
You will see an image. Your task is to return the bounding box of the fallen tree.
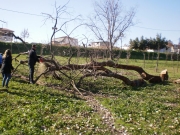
[11,32,168,89]
[12,54,168,88]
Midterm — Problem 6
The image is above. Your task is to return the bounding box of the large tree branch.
[43,59,168,84]
[13,52,168,86]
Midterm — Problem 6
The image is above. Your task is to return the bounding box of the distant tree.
[139,36,148,67]
[20,29,29,42]
[139,36,149,50]
[148,38,153,49]
[87,0,136,60]
[129,34,167,51]
[154,34,167,50]
[129,38,139,50]
[153,34,167,72]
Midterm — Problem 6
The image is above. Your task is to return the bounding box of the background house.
[146,44,180,54]
[52,36,78,46]
[0,28,14,42]
[169,44,180,54]
[90,41,110,49]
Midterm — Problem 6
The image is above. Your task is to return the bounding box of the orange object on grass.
[39,58,43,62]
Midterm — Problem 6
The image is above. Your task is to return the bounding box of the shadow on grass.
[130,81,172,91]
[0,88,8,92]
[79,80,173,96]
[12,77,29,84]
[0,85,83,102]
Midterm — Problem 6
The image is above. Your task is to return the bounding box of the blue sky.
[0,0,180,47]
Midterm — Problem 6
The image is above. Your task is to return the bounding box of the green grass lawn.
[0,55,180,134]
[96,82,180,134]
[0,82,111,134]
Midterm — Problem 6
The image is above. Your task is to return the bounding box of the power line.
[134,26,180,32]
[1,7,180,32]
[0,7,45,17]
[0,7,73,20]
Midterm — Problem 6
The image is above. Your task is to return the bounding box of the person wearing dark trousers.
[1,49,14,88]
[0,53,2,68]
[28,45,41,84]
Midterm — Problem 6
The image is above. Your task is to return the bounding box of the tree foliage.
[129,34,168,50]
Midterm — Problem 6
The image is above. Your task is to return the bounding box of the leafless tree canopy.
[87,0,136,59]
[20,28,29,42]
[41,1,83,53]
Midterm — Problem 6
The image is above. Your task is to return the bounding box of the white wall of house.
[91,42,100,47]
[0,36,13,42]
[172,44,180,53]
[54,36,78,46]
[0,28,14,42]
[152,48,170,53]
[64,37,78,46]
[146,49,154,52]
[150,45,180,54]
[90,41,110,48]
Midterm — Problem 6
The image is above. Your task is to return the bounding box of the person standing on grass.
[1,49,14,88]
[0,53,2,68]
[28,44,41,84]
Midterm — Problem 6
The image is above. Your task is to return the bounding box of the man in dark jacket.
[28,45,41,84]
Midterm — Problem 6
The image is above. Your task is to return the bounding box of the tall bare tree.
[42,1,83,53]
[20,28,29,42]
[88,0,136,60]
[42,1,70,52]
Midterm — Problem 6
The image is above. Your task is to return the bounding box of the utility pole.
[0,20,7,28]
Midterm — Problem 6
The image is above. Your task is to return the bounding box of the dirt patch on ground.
[78,93,127,135]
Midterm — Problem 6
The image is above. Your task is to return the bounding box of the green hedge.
[0,41,178,60]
